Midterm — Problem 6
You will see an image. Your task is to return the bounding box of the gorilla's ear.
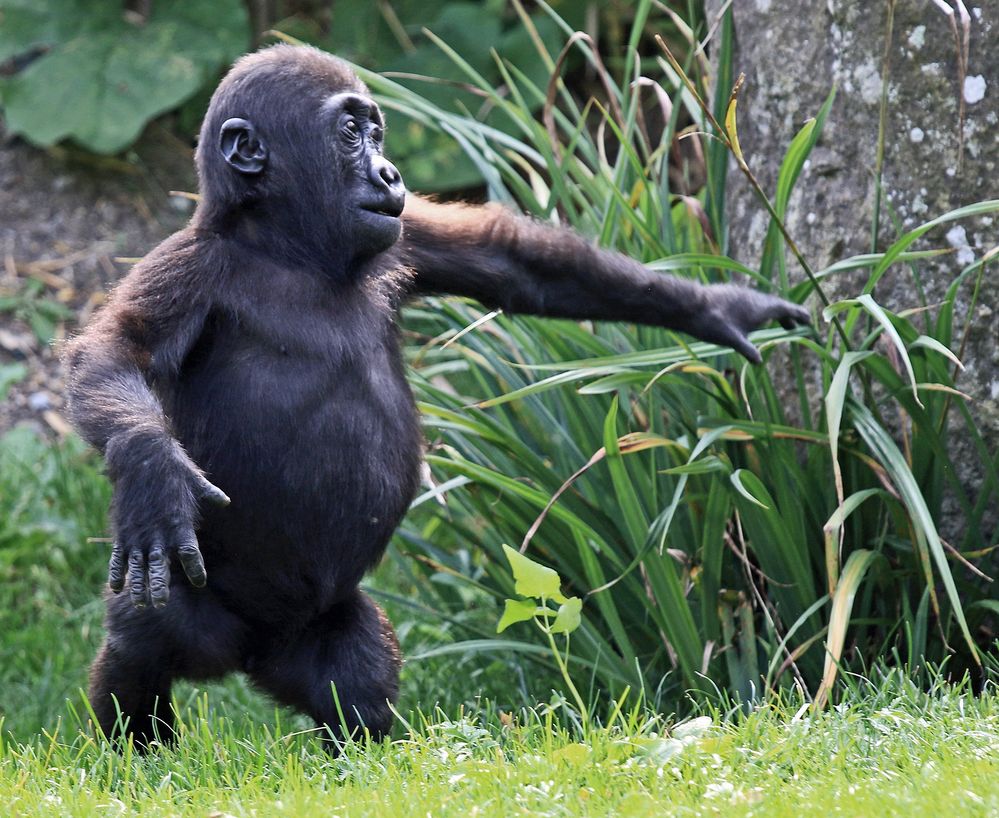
[219,118,268,175]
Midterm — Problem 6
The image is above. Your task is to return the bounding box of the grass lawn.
[1,678,997,817]
[1,408,997,817]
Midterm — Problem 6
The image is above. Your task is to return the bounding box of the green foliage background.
[0,0,250,153]
[0,0,667,190]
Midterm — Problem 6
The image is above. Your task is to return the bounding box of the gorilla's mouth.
[360,199,404,219]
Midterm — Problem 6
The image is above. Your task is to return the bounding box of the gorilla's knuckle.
[176,542,201,559]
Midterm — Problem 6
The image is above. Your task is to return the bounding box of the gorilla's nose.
[367,155,405,217]
[370,156,404,195]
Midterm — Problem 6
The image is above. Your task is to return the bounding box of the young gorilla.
[66,45,809,748]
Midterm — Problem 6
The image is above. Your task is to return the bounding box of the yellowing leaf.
[502,544,566,602]
[814,549,881,710]
[725,95,744,164]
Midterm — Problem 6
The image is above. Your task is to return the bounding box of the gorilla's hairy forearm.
[401,197,707,325]
[399,196,807,361]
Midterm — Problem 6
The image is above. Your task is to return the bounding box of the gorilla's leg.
[249,590,401,744]
[89,585,248,750]
[88,598,176,749]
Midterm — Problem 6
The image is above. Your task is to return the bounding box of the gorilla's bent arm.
[67,235,207,453]
[65,233,229,606]
[399,196,808,363]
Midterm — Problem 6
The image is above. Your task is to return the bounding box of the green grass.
[1,675,997,817]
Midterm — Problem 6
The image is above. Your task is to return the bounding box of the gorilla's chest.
[167,295,423,546]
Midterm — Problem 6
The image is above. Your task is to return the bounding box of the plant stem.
[540,619,589,732]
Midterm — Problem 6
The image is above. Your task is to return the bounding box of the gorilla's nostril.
[370,156,403,192]
[379,162,401,188]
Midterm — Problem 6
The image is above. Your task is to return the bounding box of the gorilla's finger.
[108,541,127,592]
[147,534,171,609]
[195,475,230,507]
[176,528,208,588]
[128,548,149,609]
[730,333,763,364]
[776,303,810,328]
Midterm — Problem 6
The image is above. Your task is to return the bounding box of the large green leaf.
[0,0,112,63]
[1,0,249,153]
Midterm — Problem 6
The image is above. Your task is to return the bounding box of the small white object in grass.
[28,391,52,411]
[964,75,986,105]
[946,225,975,266]
[910,127,925,143]
[169,194,195,214]
[672,716,712,740]
[907,25,926,50]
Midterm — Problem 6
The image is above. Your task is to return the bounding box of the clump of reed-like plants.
[348,0,998,713]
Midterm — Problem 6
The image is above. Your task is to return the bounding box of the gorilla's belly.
[168,340,423,615]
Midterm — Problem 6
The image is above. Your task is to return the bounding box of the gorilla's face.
[205,59,406,271]
[324,91,406,259]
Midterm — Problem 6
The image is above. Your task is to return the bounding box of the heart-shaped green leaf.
[550,596,582,634]
[496,598,538,633]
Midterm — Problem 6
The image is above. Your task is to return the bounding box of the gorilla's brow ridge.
[323,92,384,126]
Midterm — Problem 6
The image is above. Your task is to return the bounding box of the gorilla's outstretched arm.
[399,196,809,363]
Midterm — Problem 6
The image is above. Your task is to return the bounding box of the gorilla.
[65,45,809,748]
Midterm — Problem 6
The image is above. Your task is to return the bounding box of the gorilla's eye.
[370,125,384,144]
[340,118,361,142]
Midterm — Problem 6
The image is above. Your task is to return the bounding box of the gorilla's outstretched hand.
[104,431,229,609]
[692,285,811,364]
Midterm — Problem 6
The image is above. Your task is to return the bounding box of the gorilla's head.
[195,45,406,273]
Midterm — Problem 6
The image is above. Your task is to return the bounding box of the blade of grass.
[813,549,883,709]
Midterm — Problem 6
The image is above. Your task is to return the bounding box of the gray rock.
[27,391,51,411]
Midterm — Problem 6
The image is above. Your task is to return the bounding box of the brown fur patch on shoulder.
[365,263,416,312]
